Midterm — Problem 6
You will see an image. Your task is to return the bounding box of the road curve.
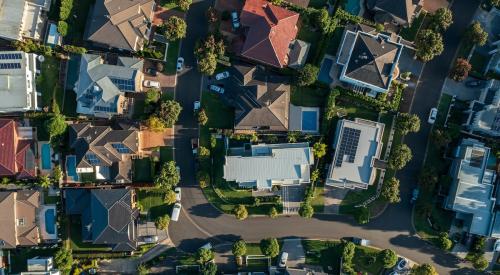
[170,1,481,274]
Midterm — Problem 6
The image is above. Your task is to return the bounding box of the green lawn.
[66,0,94,45]
[335,99,380,122]
[137,190,172,220]
[291,85,329,107]
[36,56,61,108]
[69,217,112,252]
[62,89,78,117]
[164,40,180,75]
[246,243,264,255]
[29,114,51,141]
[133,158,155,182]
[339,185,377,215]
[160,146,174,163]
[202,91,234,129]
[311,185,325,213]
[399,12,427,41]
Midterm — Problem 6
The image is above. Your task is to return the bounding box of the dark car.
[146,68,158,76]
[465,80,486,88]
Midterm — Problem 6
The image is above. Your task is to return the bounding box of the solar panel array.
[335,127,361,167]
[85,153,100,165]
[110,77,135,91]
[112,143,131,154]
[0,53,22,60]
[0,63,21,70]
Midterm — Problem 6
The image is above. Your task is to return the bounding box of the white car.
[396,258,408,271]
[176,57,184,72]
[176,166,181,180]
[428,107,438,124]
[143,235,158,244]
[278,252,288,267]
[142,80,160,88]
[208,84,224,94]
[174,187,181,201]
[171,203,182,221]
[215,71,230,80]
[194,101,201,112]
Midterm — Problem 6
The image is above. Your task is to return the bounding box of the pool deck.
[39,205,58,241]
[289,105,320,134]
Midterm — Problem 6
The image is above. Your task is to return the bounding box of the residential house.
[326,118,385,189]
[0,51,40,113]
[64,188,139,251]
[0,190,42,249]
[85,0,155,51]
[21,257,60,275]
[485,8,500,75]
[464,80,500,137]
[337,28,403,95]
[73,54,144,118]
[68,122,140,183]
[445,139,499,237]
[224,143,314,190]
[0,119,36,179]
[0,0,51,41]
[231,63,291,132]
[238,0,307,68]
[366,0,423,27]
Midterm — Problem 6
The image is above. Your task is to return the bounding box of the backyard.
[291,85,329,107]
[133,158,156,182]
[37,56,61,108]
[66,0,94,45]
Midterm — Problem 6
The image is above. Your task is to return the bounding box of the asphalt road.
[169,1,481,274]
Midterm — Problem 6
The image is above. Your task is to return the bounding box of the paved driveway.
[282,185,305,214]
[323,186,349,214]
[281,239,306,268]
[442,77,483,101]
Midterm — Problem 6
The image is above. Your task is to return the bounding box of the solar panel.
[112,143,131,154]
[0,53,22,60]
[85,153,100,165]
[335,127,361,167]
[110,77,135,91]
[0,63,21,69]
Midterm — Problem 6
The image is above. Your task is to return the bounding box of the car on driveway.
[191,138,199,156]
[215,71,230,80]
[278,252,288,268]
[174,187,181,201]
[171,203,182,221]
[194,101,201,112]
[176,57,184,72]
[465,80,486,88]
[231,11,240,29]
[428,107,438,124]
[143,235,158,244]
[145,68,158,76]
[208,84,224,94]
[396,257,408,271]
[143,80,160,88]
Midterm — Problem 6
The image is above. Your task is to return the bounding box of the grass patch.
[66,0,94,45]
[164,40,180,75]
[352,246,385,274]
[325,27,345,56]
[137,190,172,220]
[160,146,174,163]
[291,85,329,107]
[400,12,426,41]
[339,185,377,214]
[311,185,325,213]
[246,243,264,255]
[62,89,78,117]
[202,91,234,129]
[133,158,155,182]
[69,217,112,252]
[335,99,380,122]
[37,56,60,108]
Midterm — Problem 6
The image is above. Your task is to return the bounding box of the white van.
[278,252,288,267]
[171,203,182,221]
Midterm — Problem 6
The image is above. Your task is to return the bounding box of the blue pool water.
[344,0,360,15]
[302,111,318,132]
[66,156,78,181]
[44,209,56,235]
[41,143,51,170]
[318,58,334,85]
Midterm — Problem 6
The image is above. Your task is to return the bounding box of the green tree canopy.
[232,240,247,257]
[310,169,320,183]
[342,241,356,271]
[198,146,210,159]
[381,177,401,203]
[53,165,62,183]
[155,215,170,230]
[234,204,248,220]
[177,0,192,11]
[299,202,314,218]
[389,144,413,170]
[38,175,52,189]
[473,255,488,271]
[466,21,488,46]
[415,29,444,62]
[158,100,182,127]
[54,246,73,274]
[297,64,319,86]
[164,189,177,205]
[45,114,67,140]
[429,8,453,32]
[260,238,280,258]
[201,262,217,275]
[198,109,208,125]
[378,249,398,268]
[269,206,278,218]
[57,21,68,37]
[163,16,187,41]
[154,161,180,190]
[197,248,215,264]
[396,113,421,135]
[145,88,161,105]
[146,115,167,132]
[437,232,453,250]
[313,142,327,159]
[449,58,471,82]
[137,264,149,275]
[411,263,438,275]
[197,53,218,75]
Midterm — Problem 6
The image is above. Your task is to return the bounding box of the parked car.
[208,84,224,94]
[215,71,230,80]
[143,80,160,88]
[231,11,240,29]
[428,107,438,124]
[143,235,158,244]
[176,57,184,72]
[465,80,486,88]
[145,68,158,76]
[194,101,201,112]
[411,188,420,204]
[174,187,181,201]
[278,252,288,268]
[191,138,199,156]
[171,203,182,221]
[350,237,370,246]
[396,257,408,271]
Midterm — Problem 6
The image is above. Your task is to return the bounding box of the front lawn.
[335,98,380,122]
[311,185,325,213]
[339,184,377,215]
[160,0,178,9]
[133,158,155,182]
[291,85,329,107]
[164,40,180,75]
[37,56,61,108]
[202,91,234,129]
[137,190,172,220]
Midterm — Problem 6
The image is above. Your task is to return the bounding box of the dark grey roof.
[344,32,401,90]
[367,0,419,25]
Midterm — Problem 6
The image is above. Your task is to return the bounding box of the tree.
[466,21,488,46]
[437,232,453,250]
[46,114,67,140]
[206,6,218,23]
[473,255,488,271]
[163,16,187,41]
[210,135,217,149]
[260,238,280,258]
[158,100,182,127]
[310,169,320,183]
[201,262,217,275]
[449,58,471,81]
[388,144,413,170]
[38,175,52,189]
[199,146,210,159]
[355,206,370,224]
[313,9,334,34]
[297,64,319,86]
[154,161,180,190]
[381,177,401,203]
[137,264,149,275]
[396,113,421,135]
[198,109,208,125]
[164,189,177,204]
[232,240,247,257]
[415,29,444,62]
[269,206,278,218]
[269,0,283,4]
[378,249,397,268]
[342,241,356,271]
[411,263,438,275]
[299,202,314,218]
[54,247,73,275]
[492,0,500,8]
[197,53,218,75]
[197,247,215,264]
[287,131,300,143]
[53,165,62,183]
[195,35,225,75]
[429,8,453,32]
[146,115,166,132]
[0,177,10,185]
[145,88,161,105]
[155,215,170,230]
[58,21,68,37]
[313,142,327,159]
[177,0,192,11]
[234,204,248,220]
[432,128,452,148]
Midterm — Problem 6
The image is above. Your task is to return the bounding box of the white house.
[0,0,52,41]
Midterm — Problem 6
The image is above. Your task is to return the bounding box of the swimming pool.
[41,143,52,170]
[344,0,360,16]
[302,111,318,132]
[66,155,78,181]
[44,209,56,235]
[318,58,334,85]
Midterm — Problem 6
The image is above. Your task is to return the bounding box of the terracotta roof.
[240,0,299,68]
[0,119,16,176]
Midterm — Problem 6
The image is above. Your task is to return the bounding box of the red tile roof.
[0,119,16,176]
[240,0,299,68]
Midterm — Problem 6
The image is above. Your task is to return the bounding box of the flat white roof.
[0,0,26,40]
[0,51,37,112]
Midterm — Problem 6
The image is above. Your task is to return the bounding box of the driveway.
[442,77,484,101]
[282,185,305,215]
[281,239,306,268]
[323,186,349,214]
